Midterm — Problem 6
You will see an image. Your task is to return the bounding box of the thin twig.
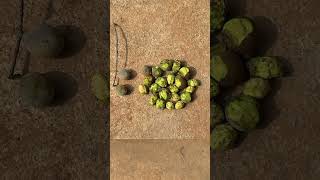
[8,0,25,79]
[112,23,120,86]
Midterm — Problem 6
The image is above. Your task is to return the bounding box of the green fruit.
[118,69,131,80]
[243,78,270,98]
[211,124,238,151]
[156,99,165,109]
[175,76,187,89]
[178,67,190,79]
[24,23,64,58]
[91,73,109,102]
[180,92,192,103]
[20,72,54,107]
[160,59,173,71]
[247,56,283,79]
[225,96,260,132]
[159,89,170,101]
[167,74,175,85]
[143,75,154,87]
[211,0,226,33]
[210,103,224,128]
[155,77,167,88]
[138,84,148,94]
[152,66,163,78]
[210,79,219,98]
[185,86,195,93]
[149,83,160,94]
[187,79,200,87]
[116,85,128,96]
[149,95,158,105]
[170,93,180,103]
[175,101,185,109]
[211,52,246,87]
[166,101,175,110]
[222,18,254,48]
[172,60,182,73]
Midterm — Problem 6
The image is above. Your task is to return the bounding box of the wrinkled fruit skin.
[166,101,175,110]
[149,95,158,105]
[167,74,175,85]
[185,86,195,93]
[118,69,131,80]
[156,99,165,109]
[211,52,246,88]
[243,78,270,98]
[138,85,148,94]
[210,79,219,98]
[225,96,260,132]
[172,60,181,73]
[143,75,154,87]
[159,89,170,101]
[178,67,190,79]
[247,56,283,79]
[155,77,167,88]
[211,124,238,151]
[188,79,200,87]
[152,66,163,78]
[91,73,109,102]
[116,85,128,96]
[210,103,224,128]
[175,76,187,89]
[175,101,185,109]
[20,72,55,107]
[160,59,173,71]
[149,83,160,94]
[170,93,180,103]
[24,23,64,58]
[180,92,192,103]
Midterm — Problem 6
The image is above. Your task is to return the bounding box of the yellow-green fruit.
[166,102,175,110]
[91,73,109,102]
[24,23,64,58]
[156,99,165,109]
[167,74,175,85]
[185,86,195,93]
[170,93,180,103]
[159,89,170,101]
[180,92,192,103]
[175,76,187,89]
[172,60,181,73]
[160,59,174,71]
[143,75,154,87]
[175,101,185,109]
[149,83,160,94]
[155,77,167,88]
[178,67,190,79]
[188,79,200,87]
[138,84,148,94]
[20,72,55,107]
[116,85,128,96]
[149,95,158,105]
[152,66,163,78]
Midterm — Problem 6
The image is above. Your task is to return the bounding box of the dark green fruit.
[118,69,131,80]
[225,95,260,132]
[116,85,128,96]
[211,124,238,151]
[91,73,109,102]
[222,17,256,58]
[24,23,64,58]
[20,72,54,107]
[210,103,224,128]
[211,0,226,33]
[211,51,246,87]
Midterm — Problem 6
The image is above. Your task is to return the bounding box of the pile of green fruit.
[210,0,283,151]
[139,59,200,110]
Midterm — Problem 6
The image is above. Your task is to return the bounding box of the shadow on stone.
[252,16,279,55]
[55,25,87,58]
[128,69,137,79]
[225,0,247,18]
[43,71,78,106]
[257,79,282,129]
[189,66,197,79]
[124,84,134,95]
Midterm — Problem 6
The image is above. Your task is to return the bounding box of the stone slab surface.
[110,0,210,140]
[110,139,210,180]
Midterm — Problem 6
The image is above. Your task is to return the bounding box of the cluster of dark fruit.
[139,60,201,110]
[210,0,284,151]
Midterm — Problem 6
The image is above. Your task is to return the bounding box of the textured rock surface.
[212,0,320,180]
[0,0,109,179]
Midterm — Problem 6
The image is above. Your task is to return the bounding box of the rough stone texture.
[211,0,320,180]
[110,139,210,180]
[0,0,109,179]
[110,0,210,139]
